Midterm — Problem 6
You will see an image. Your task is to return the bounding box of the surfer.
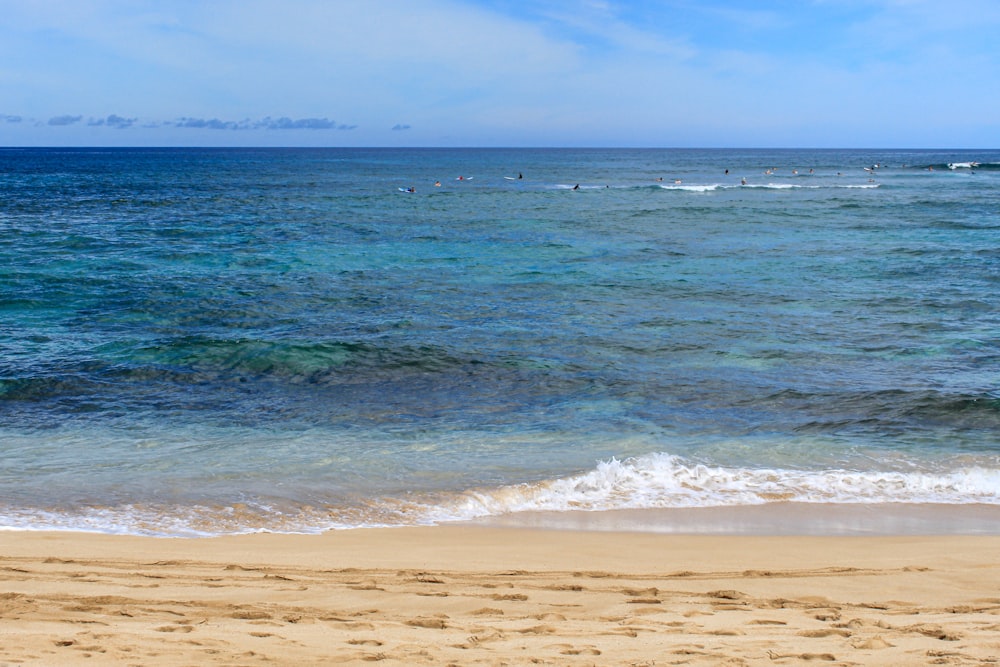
[518,173,523,179]
[741,177,747,185]
[434,181,441,187]
[572,184,580,190]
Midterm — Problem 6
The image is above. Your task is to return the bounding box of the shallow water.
[1,147,999,535]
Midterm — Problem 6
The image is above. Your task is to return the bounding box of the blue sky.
[2,0,998,147]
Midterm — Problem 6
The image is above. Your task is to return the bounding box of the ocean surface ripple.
[2,147,999,535]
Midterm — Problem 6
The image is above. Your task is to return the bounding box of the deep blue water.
[1,147,999,535]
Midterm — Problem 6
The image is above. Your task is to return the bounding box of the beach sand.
[2,515,1000,665]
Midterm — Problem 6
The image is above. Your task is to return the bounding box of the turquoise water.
[1,147,999,535]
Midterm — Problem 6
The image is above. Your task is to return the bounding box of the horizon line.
[2,145,998,151]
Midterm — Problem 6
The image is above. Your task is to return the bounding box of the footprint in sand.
[851,635,894,649]
[533,613,567,621]
[154,625,194,633]
[230,609,273,620]
[470,607,504,616]
[405,617,448,629]
[489,593,528,601]
[767,651,837,661]
[797,628,852,638]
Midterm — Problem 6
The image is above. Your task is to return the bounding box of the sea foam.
[426,453,1000,523]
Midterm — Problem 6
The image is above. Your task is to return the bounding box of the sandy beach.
[2,513,1000,666]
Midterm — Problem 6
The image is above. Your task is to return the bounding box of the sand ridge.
[1,528,999,665]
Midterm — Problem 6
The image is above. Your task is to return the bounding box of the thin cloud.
[3,115,23,123]
[88,114,137,129]
[174,117,252,130]
[48,115,83,126]
[171,116,353,130]
[391,124,411,131]
[258,116,345,130]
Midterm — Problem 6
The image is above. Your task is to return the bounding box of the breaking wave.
[3,453,997,537]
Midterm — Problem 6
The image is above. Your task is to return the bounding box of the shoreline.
[4,500,999,539]
[2,521,999,665]
[471,501,1000,535]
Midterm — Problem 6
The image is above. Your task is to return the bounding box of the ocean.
[1,147,998,536]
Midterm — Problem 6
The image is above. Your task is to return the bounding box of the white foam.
[422,453,1000,523]
[4,453,996,536]
[735,183,879,190]
[546,182,880,193]
[741,183,879,190]
[659,184,722,192]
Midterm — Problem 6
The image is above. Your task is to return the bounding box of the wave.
[2,453,997,536]
[1,338,475,394]
[658,183,723,192]
[551,183,608,190]
[743,183,879,190]
[657,183,879,192]
[545,182,881,193]
[754,388,1000,434]
[427,453,1000,521]
[909,162,1000,171]
[136,337,439,378]
[945,161,1000,170]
